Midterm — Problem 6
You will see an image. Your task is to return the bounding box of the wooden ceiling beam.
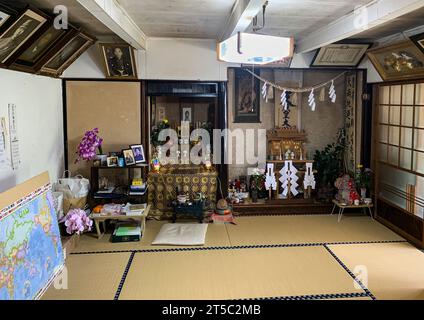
[219,0,267,41]
[77,0,146,50]
[296,0,424,54]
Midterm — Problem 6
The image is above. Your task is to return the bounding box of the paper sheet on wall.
[8,103,20,170]
[0,117,7,170]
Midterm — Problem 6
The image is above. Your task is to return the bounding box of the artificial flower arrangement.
[75,128,104,163]
[355,164,373,190]
[335,174,360,205]
[151,119,170,147]
[60,208,93,235]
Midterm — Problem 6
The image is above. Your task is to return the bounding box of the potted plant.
[313,129,346,202]
[249,168,267,201]
[75,128,105,165]
[355,164,373,199]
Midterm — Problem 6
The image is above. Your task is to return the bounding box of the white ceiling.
[254,0,373,38]
[117,0,237,39]
[117,0,374,40]
[23,0,424,45]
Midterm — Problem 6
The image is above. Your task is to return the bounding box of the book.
[96,187,115,194]
[111,224,141,243]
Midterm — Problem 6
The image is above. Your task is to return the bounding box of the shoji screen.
[375,81,424,246]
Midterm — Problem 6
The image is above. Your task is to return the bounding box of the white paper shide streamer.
[262,82,268,102]
[303,163,316,190]
[265,163,277,190]
[279,161,299,197]
[329,80,336,103]
[308,89,316,111]
[280,90,288,110]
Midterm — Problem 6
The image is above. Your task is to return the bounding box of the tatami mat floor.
[42,214,424,300]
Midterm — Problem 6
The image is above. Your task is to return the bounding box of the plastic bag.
[53,171,90,213]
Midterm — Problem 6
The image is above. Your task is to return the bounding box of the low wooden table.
[90,205,151,239]
[331,200,373,222]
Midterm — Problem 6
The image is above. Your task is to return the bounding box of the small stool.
[331,200,373,223]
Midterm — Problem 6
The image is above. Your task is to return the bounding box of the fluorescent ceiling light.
[218,32,294,65]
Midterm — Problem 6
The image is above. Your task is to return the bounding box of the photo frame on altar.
[130,144,145,163]
[234,68,260,123]
[311,43,370,67]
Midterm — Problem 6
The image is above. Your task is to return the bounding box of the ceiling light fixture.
[218,1,294,65]
[218,32,294,65]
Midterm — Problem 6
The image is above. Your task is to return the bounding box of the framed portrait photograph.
[234,68,260,123]
[99,43,137,79]
[311,43,370,67]
[41,31,95,77]
[107,156,119,167]
[181,107,193,122]
[0,8,49,66]
[367,40,424,81]
[12,24,74,73]
[122,149,136,166]
[130,145,145,164]
[410,32,424,56]
[0,10,10,29]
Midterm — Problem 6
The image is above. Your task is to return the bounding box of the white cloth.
[152,223,208,246]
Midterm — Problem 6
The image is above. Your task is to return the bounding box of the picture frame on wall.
[0,8,50,67]
[0,9,10,29]
[410,32,424,55]
[130,145,145,164]
[99,43,138,79]
[40,31,95,77]
[12,24,76,73]
[366,40,424,81]
[311,43,371,67]
[122,149,136,166]
[234,68,260,123]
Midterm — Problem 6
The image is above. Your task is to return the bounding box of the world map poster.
[0,173,64,300]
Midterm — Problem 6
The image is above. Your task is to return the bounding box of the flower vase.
[251,189,258,203]
[360,188,367,200]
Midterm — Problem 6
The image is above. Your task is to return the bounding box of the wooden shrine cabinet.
[266,127,316,203]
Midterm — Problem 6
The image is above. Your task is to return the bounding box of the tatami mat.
[328,242,424,300]
[73,220,231,253]
[42,253,131,300]
[225,215,403,246]
[118,246,364,300]
[73,215,403,254]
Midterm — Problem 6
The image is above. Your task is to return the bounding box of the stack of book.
[125,203,146,216]
[111,223,141,243]
[128,178,147,196]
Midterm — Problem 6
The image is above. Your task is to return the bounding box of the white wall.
[0,69,64,193]
[64,37,231,81]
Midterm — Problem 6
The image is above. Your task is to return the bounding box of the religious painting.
[41,31,95,77]
[234,68,260,123]
[0,8,49,66]
[99,43,137,79]
[410,32,424,56]
[311,43,370,67]
[367,40,424,81]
